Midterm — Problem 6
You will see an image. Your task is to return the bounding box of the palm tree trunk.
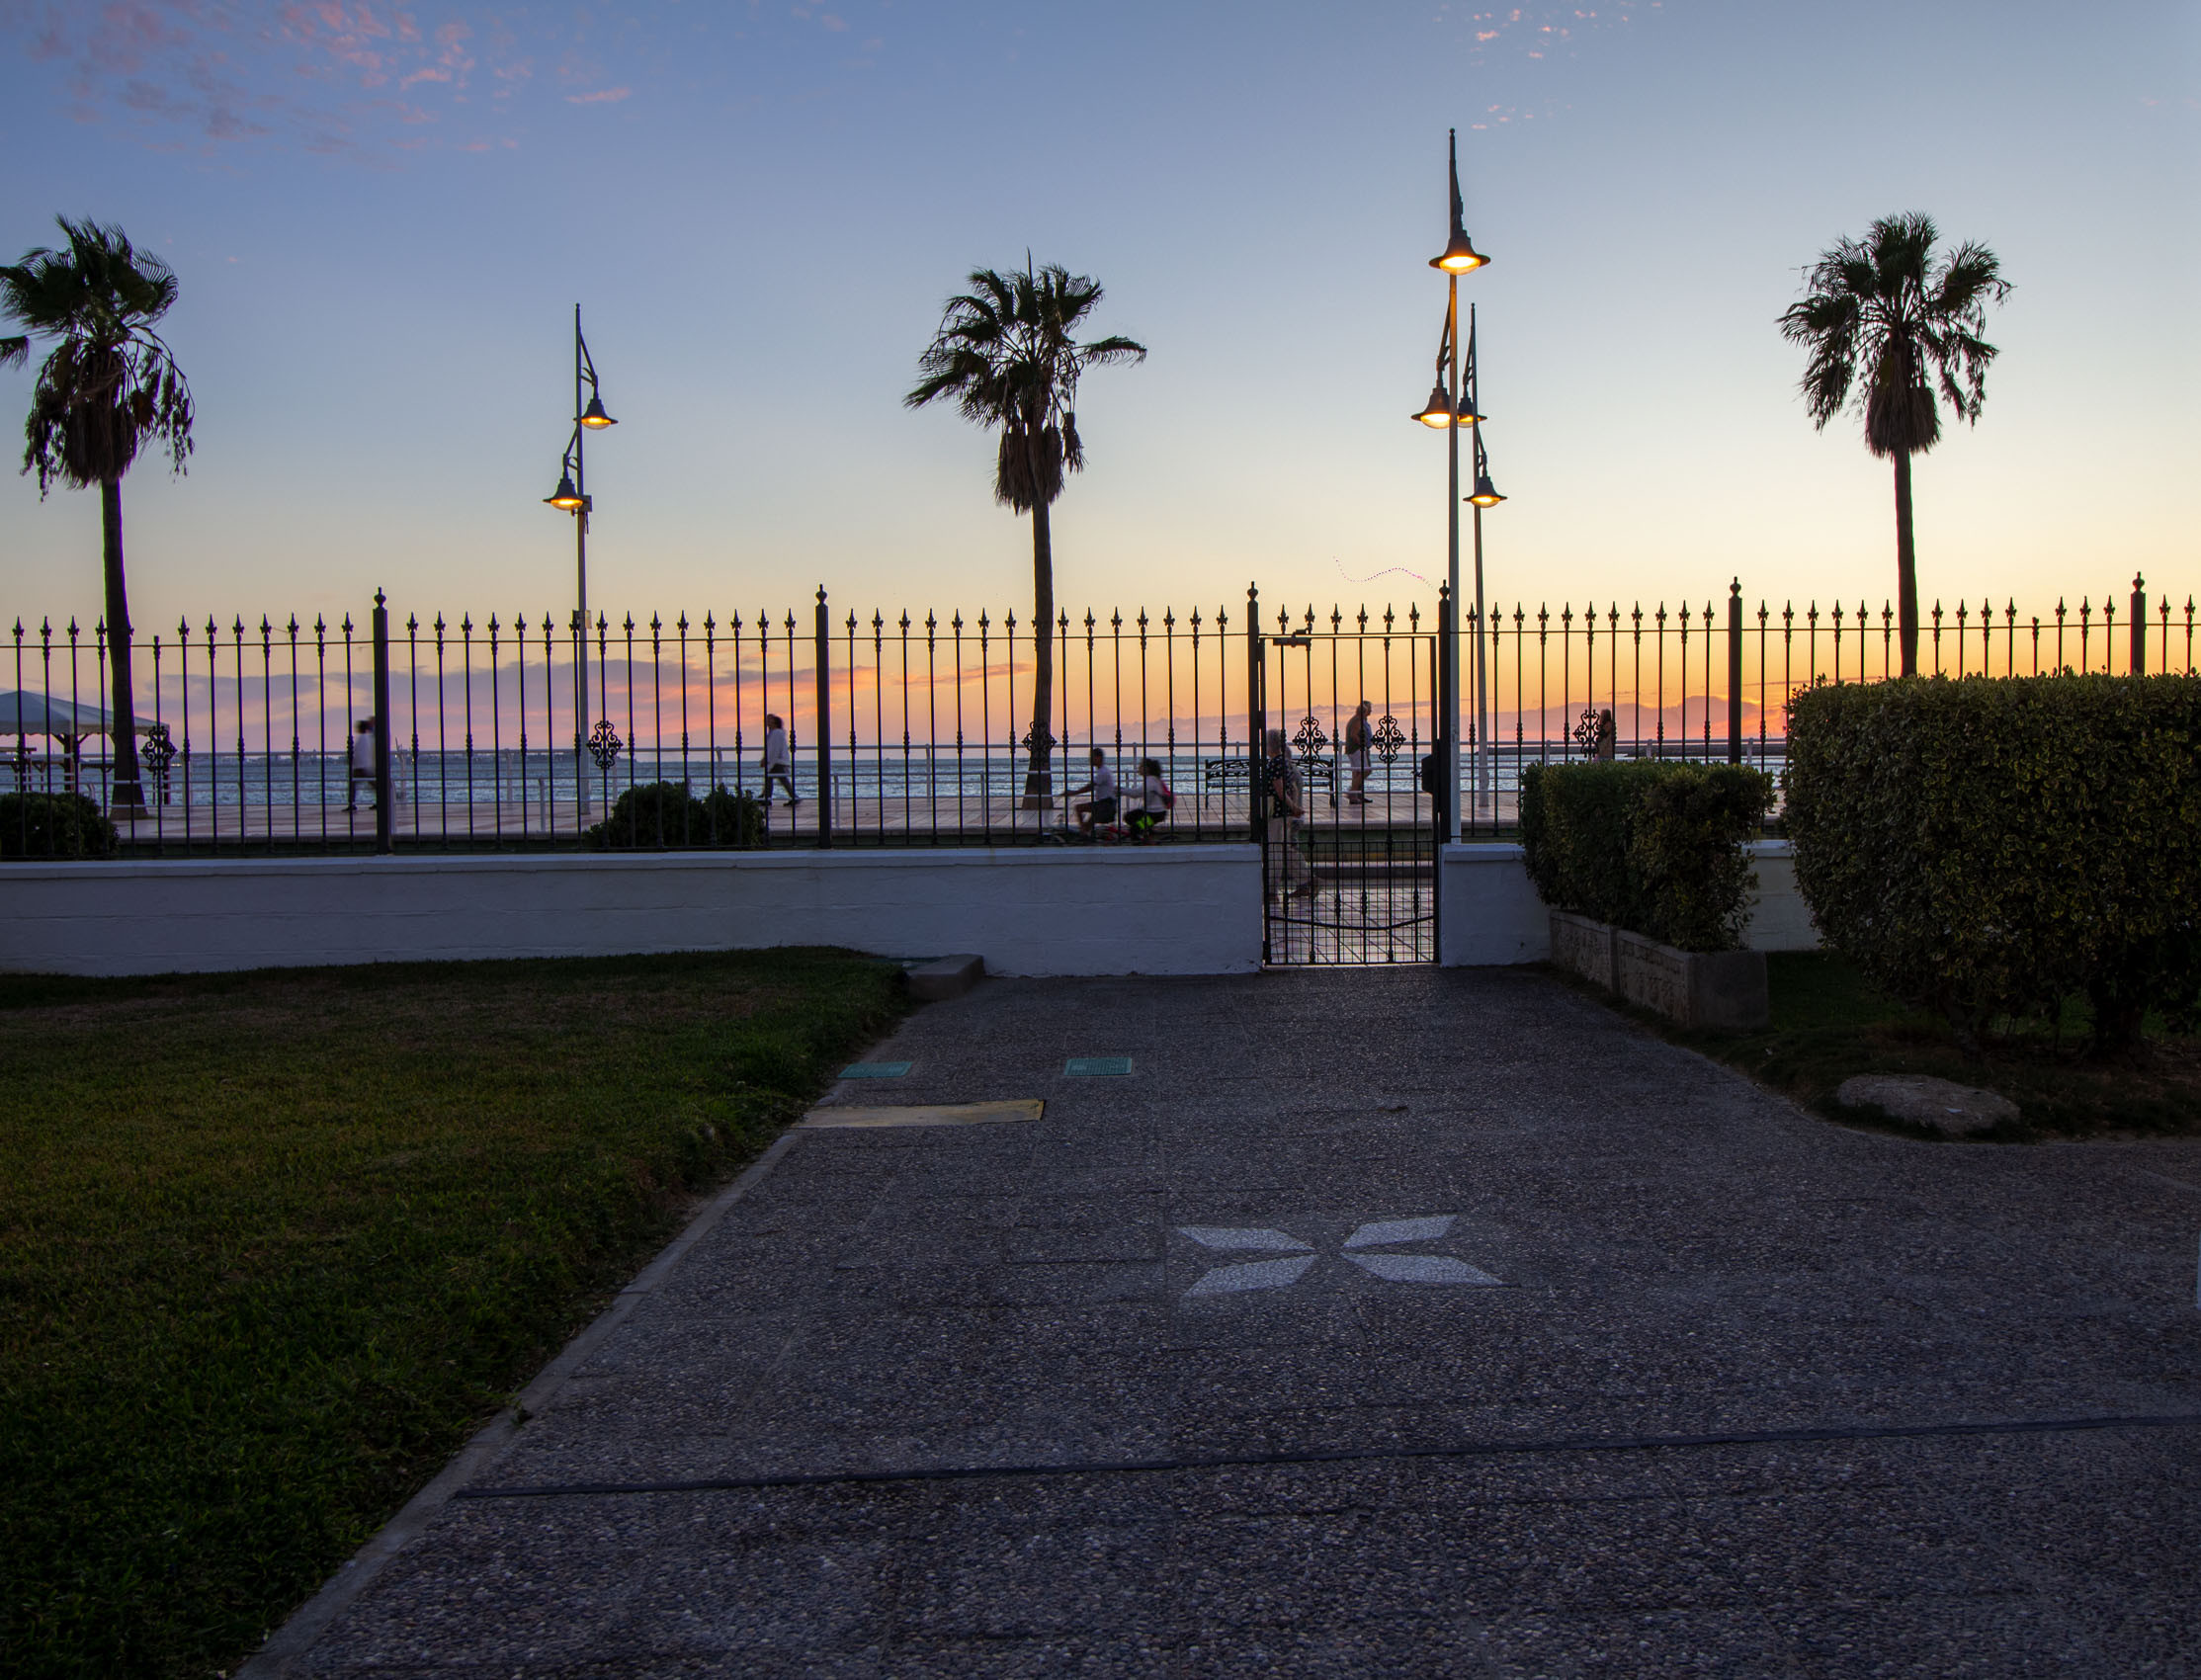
[1893,450,1919,678]
[101,476,145,811]
[1022,497,1056,807]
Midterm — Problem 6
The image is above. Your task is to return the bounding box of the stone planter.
[1548,909,1617,989]
[1548,912,1769,1031]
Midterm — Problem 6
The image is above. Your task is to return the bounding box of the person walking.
[1263,727,1315,899]
[1067,746,1119,837]
[1343,700,1374,805]
[761,714,799,808]
[347,717,377,812]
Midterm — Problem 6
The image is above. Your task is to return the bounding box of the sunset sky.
[1,0,2194,641]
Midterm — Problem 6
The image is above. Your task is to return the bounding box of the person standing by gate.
[1263,727,1315,899]
[1343,700,1374,805]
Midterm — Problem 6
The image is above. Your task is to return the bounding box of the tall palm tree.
[1779,212,2007,677]
[906,262,1144,804]
[2,216,196,810]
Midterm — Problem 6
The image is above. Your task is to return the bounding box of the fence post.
[1245,583,1263,822]
[372,590,393,854]
[814,585,832,848]
[2131,574,2147,675]
[1727,578,1743,765]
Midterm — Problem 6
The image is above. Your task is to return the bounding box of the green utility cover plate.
[840,1061,912,1079]
[801,1100,1042,1130]
[1065,1056,1134,1077]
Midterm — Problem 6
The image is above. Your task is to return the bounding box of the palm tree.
[2,216,196,811]
[906,262,1144,805]
[1779,212,2007,677]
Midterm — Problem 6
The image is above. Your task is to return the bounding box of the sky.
[1,0,2195,643]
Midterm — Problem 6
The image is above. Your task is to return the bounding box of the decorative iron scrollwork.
[1570,707,1601,755]
[139,722,177,776]
[1292,714,1328,764]
[1372,715,1405,761]
[587,717,623,772]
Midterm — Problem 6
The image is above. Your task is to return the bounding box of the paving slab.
[266,968,2201,1678]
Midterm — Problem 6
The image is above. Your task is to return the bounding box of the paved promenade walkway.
[274,968,2201,1677]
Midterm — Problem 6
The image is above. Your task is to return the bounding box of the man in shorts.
[1068,747,1118,837]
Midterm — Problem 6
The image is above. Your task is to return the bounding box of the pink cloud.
[565,85,631,105]
[8,0,554,158]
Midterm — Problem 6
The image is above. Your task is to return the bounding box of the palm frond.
[6,216,193,494]
[1781,212,2006,451]
[906,258,1143,509]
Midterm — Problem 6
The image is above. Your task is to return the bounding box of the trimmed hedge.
[1783,674,2201,1048]
[585,782,765,850]
[0,792,118,860]
[1519,760,1773,952]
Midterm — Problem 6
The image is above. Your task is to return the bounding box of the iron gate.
[1252,613,1442,965]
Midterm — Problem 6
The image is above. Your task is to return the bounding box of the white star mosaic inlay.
[1176,1216,1501,1297]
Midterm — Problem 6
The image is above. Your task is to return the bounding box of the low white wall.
[1439,838,1819,966]
[1438,845,1551,966]
[0,846,1264,978]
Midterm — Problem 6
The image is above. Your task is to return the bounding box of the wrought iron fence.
[5,587,1278,854]
[1455,573,2195,835]
[6,575,2191,857]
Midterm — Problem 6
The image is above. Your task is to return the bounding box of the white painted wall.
[1439,839,1819,966]
[1438,845,1551,966]
[0,846,1264,978]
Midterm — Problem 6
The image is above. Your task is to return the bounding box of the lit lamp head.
[1467,471,1505,508]
[1411,382,1456,428]
[545,470,587,511]
[579,394,616,429]
[1454,395,1486,426]
[1430,226,1488,274]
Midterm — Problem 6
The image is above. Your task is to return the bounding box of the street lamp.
[1413,127,1492,840]
[544,305,616,816]
[1461,307,1503,824]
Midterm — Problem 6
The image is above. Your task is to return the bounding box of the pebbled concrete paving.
[282,967,2201,1677]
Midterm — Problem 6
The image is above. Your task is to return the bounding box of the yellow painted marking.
[799,1099,1045,1130]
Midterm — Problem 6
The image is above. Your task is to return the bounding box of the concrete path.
[276,968,2201,1677]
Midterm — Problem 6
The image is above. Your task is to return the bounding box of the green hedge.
[0,793,118,860]
[585,782,764,850]
[1519,760,1773,952]
[1784,674,2201,1048]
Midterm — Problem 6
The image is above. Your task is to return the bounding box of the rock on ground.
[1835,1072,2020,1136]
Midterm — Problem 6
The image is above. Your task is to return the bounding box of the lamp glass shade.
[579,394,616,428]
[1411,382,1455,428]
[1429,228,1489,274]
[1468,473,1505,507]
[545,471,586,510]
[1455,399,1485,426]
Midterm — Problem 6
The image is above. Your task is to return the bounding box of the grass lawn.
[1650,952,2201,1139]
[0,948,912,1680]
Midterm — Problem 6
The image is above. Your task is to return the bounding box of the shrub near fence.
[0,793,115,860]
[1783,674,2201,1048]
[583,783,766,851]
[1519,761,1773,952]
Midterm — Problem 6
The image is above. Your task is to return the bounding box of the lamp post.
[545,305,617,818]
[1463,307,1503,821]
[1415,128,1488,840]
